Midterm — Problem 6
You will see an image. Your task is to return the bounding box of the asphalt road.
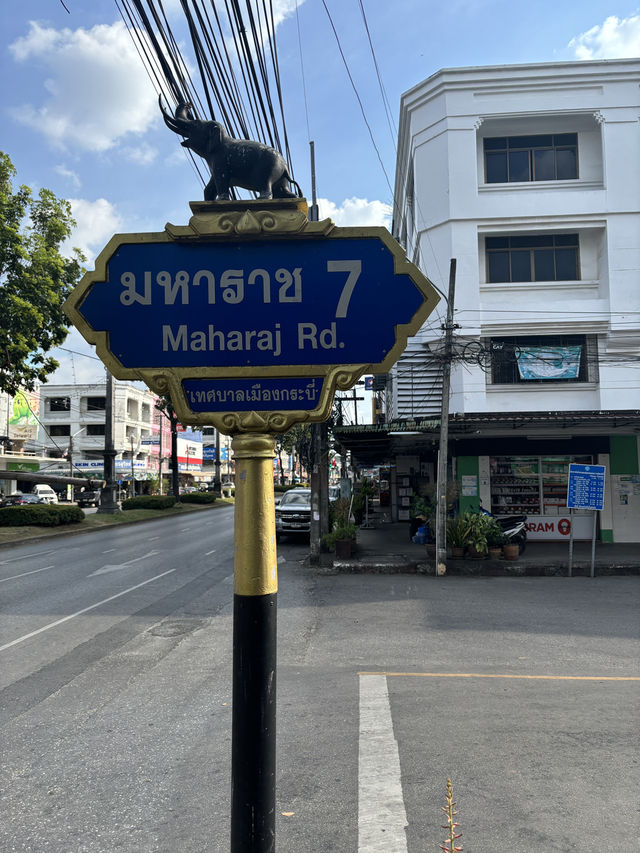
[1,513,638,852]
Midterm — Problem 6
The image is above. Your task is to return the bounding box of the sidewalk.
[330,514,640,576]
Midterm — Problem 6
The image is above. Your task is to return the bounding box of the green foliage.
[0,504,85,526]
[486,520,507,546]
[0,151,85,394]
[121,495,176,510]
[446,515,471,548]
[322,497,357,551]
[274,484,299,493]
[178,492,217,504]
[321,522,357,552]
[462,511,496,555]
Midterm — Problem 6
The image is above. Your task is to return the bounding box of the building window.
[486,234,579,283]
[490,335,594,384]
[49,424,71,436]
[86,396,106,411]
[484,134,578,183]
[48,397,70,412]
[86,424,105,436]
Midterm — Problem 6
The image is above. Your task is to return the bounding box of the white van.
[31,484,58,504]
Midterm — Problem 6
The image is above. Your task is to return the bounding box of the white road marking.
[102,549,117,554]
[358,674,408,852]
[88,550,160,577]
[0,569,176,653]
[148,536,160,541]
[0,565,55,584]
[0,549,56,565]
[205,549,217,556]
[180,527,193,532]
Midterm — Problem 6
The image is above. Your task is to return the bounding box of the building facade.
[36,382,178,490]
[388,59,639,542]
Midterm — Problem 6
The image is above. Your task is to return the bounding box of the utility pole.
[308,146,330,561]
[97,370,119,513]
[170,407,179,499]
[130,435,136,497]
[214,428,222,494]
[435,259,457,576]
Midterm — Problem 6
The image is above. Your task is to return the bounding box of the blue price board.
[567,464,605,511]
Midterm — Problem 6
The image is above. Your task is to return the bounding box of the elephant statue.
[160,98,302,202]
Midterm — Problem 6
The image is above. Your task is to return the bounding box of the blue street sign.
[567,464,605,511]
[202,445,217,461]
[184,376,322,412]
[75,237,428,370]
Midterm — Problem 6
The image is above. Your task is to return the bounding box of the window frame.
[485,234,580,284]
[489,334,595,385]
[483,133,578,184]
[48,397,71,413]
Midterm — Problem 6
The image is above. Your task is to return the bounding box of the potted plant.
[486,522,507,560]
[322,522,357,557]
[446,515,470,558]
[503,540,520,561]
[464,511,492,558]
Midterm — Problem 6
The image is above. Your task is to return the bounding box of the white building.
[37,382,158,487]
[385,59,639,542]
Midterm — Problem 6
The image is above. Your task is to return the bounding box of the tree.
[0,151,85,395]
[278,424,312,483]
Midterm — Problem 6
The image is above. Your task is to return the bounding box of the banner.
[516,345,581,380]
[8,389,40,441]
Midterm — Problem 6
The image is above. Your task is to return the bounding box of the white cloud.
[64,198,123,264]
[54,164,81,190]
[569,14,640,59]
[9,21,157,152]
[121,142,158,166]
[318,197,392,228]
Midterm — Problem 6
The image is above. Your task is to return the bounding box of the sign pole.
[568,507,574,578]
[230,432,277,853]
[590,510,597,579]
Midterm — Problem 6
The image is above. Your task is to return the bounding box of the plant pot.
[503,543,519,561]
[488,547,503,560]
[451,546,465,559]
[335,538,353,559]
[466,544,487,559]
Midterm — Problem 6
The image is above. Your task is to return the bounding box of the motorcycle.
[477,502,527,554]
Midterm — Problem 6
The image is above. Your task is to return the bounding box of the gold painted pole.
[232,432,278,596]
[230,432,277,852]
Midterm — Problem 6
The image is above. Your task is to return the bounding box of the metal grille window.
[486,234,579,283]
[86,396,105,411]
[484,134,578,183]
[48,397,70,412]
[490,335,595,384]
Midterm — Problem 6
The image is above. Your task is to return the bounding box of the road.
[1,511,638,851]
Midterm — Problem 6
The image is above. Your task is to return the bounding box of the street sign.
[567,463,605,511]
[64,202,440,432]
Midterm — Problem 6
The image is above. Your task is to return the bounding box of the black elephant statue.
[160,98,302,202]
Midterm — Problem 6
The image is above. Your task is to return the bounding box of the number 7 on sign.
[328,260,361,318]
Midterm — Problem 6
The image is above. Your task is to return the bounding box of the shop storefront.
[489,455,594,540]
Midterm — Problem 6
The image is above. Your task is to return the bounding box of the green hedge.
[178,492,217,504]
[274,484,301,493]
[121,495,176,510]
[0,504,85,527]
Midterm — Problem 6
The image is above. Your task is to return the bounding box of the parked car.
[77,489,101,508]
[275,487,311,541]
[1,493,45,507]
[31,484,58,504]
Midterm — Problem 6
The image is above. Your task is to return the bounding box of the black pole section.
[231,593,277,851]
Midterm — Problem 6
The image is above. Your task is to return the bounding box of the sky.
[1,0,639,422]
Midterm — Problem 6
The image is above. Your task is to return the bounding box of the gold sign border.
[64,200,440,434]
